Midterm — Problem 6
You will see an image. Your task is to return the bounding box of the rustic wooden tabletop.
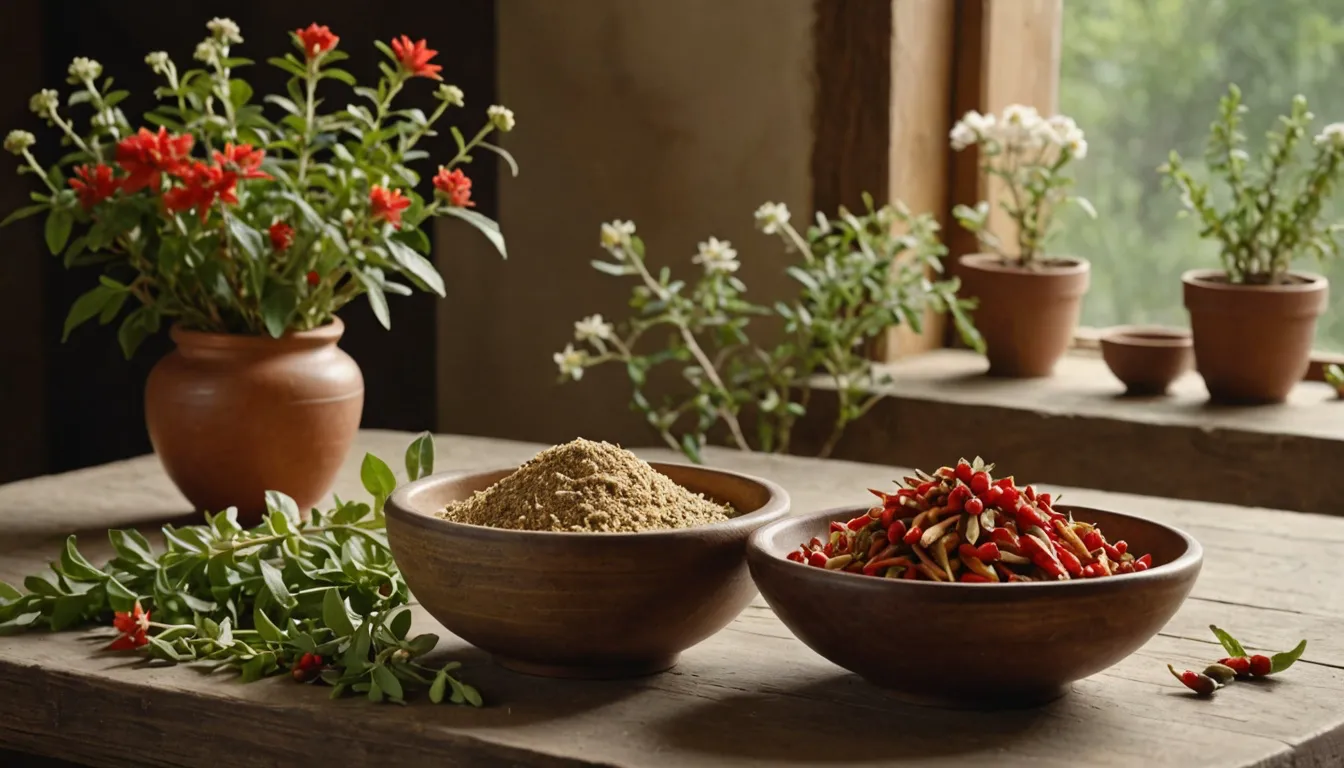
[1,430,1341,767]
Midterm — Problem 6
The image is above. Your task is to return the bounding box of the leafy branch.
[0,433,480,706]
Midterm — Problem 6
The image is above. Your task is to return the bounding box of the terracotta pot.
[1182,269,1328,404]
[145,318,364,524]
[1099,326,1193,396]
[958,254,1090,377]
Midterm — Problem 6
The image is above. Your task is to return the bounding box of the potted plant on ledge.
[1161,85,1344,403]
[950,104,1095,378]
[2,18,517,521]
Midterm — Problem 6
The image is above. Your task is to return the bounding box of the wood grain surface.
[1,430,1342,767]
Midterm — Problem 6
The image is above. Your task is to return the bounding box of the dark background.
[0,0,496,484]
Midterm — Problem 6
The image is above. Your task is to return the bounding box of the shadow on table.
[650,673,1112,763]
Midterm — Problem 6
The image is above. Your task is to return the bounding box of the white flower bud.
[692,237,740,274]
[145,51,170,75]
[1316,122,1344,148]
[194,40,218,64]
[486,105,515,132]
[553,344,588,381]
[600,220,636,251]
[754,202,791,234]
[574,314,614,344]
[29,89,60,119]
[436,84,465,107]
[3,130,36,155]
[67,57,103,84]
[207,17,243,45]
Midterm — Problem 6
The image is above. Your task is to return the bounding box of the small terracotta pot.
[145,318,364,524]
[1099,326,1193,396]
[958,254,1090,377]
[1182,269,1328,404]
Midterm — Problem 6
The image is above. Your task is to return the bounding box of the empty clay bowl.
[1100,326,1194,395]
[386,463,789,679]
[747,505,1201,708]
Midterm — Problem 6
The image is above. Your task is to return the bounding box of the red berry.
[829,520,846,533]
[1249,655,1272,677]
[1037,492,1052,507]
[1219,656,1252,676]
[879,507,896,528]
[916,481,936,496]
[974,542,1000,561]
[1114,540,1128,555]
[807,551,828,567]
[946,485,968,512]
[846,515,872,531]
[808,536,824,550]
[1082,530,1104,550]
[903,526,922,545]
[983,485,1003,508]
[887,519,907,543]
[960,572,991,583]
[998,486,1020,507]
[970,471,991,495]
[1132,559,1149,572]
[1135,553,1152,568]
[306,270,320,287]
[955,459,973,483]
[1023,485,1037,501]
[787,550,805,563]
[964,497,985,515]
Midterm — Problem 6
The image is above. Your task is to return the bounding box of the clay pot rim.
[387,463,791,541]
[1099,325,1192,350]
[1181,268,1328,294]
[169,317,345,351]
[750,504,1202,593]
[960,252,1091,276]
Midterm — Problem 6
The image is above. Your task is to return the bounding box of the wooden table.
[2,430,1342,767]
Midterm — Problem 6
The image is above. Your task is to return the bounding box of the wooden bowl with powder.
[384,439,790,679]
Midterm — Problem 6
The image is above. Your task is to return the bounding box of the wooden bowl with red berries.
[746,458,1203,708]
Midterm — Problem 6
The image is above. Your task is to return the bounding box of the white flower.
[600,220,636,253]
[949,121,978,151]
[1316,122,1344,147]
[144,51,170,75]
[29,89,59,118]
[754,201,791,234]
[553,344,588,380]
[692,237,740,274]
[1064,137,1088,159]
[574,314,614,344]
[436,84,465,107]
[67,57,103,83]
[487,105,515,132]
[90,109,114,129]
[207,17,243,45]
[194,40,219,64]
[3,130,35,155]
[962,110,996,136]
[1047,115,1082,144]
[999,104,1044,146]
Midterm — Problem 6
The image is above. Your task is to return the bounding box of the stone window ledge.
[795,349,1342,515]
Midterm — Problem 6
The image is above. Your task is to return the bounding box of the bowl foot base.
[494,654,679,680]
[879,683,1071,710]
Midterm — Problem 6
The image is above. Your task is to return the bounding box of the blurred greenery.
[1058,0,1344,349]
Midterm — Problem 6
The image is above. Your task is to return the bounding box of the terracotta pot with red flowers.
[2,18,519,522]
[950,105,1094,378]
[1161,85,1344,403]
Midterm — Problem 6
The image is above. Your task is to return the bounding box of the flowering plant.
[554,196,982,462]
[949,104,1094,268]
[0,434,483,707]
[2,18,517,356]
[1160,84,1344,285]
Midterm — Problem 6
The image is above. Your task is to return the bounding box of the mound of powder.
[438,438,736,532]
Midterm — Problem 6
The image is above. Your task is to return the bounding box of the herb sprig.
[0,433,480,706]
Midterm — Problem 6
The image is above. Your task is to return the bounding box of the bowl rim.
[1099,325,1193,349]
[748,503,1202,593]
[386,461,791,540]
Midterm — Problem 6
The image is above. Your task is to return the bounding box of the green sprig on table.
[0,433,481,706]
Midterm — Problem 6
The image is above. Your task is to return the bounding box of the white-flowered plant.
[950,104,1094,267]
[1160,84,1344,285]
[553,196,983,462]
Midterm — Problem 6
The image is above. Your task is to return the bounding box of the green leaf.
[254,606,285,643]
[216,617,234,646]
[322,589,356,638]
[60,536,106,582]
[459,682,483,707]
[62,285,116,342]
[384,238,445,296]
[229,79,253,110]
[476,141,520,177]
[44,209,73,255]
[0,203,48,228]
[404,432,434,481]
[265,491,301,525]
[1270,639,1308,673]
[264,94,300,116]
[406,633,438,657]
[259,560,296,609]
[226,216,265,261]
[680,434,703,464]
[343,623,372,673]
[439,206,506,259]
[590,259,635,276]
[103,576,137,612]
[371,664,403,701]
[357,273,391,329]
[50,595,87,631]
[0,582,20,602]
[267,56,307,78]
[360,453,396,499]
[239,655,268,683]
[429,669,448,703]
[367,678,384,703]
[98,290,129,325]
[1209,625,1247,659]
[117,305,161,359]
[260,281,298,338]
[323,68,357,86]
[388,607,412,641]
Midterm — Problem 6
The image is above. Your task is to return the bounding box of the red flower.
[389,35,442,80]
[107,600,150,651]
[369,185,411,228]
[432,167,473,208]
[212,143,271,181]
[295,23,339,59]
[291,652,325,682]
[116,127,194,193]
[270,221,295,250]
[163,162,238,221]
[306,270,320,287]
[68,163,119,209]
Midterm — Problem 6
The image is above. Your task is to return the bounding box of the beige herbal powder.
[438,438,736,532]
